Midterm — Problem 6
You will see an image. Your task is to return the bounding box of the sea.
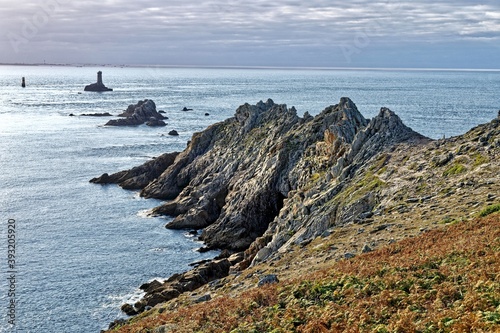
[0,65,499,332]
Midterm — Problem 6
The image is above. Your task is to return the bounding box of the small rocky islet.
[91,98,499,331]
[104,99,167,127]
[84,71,113,92]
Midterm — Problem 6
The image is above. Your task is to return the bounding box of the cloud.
[0,0,499,67]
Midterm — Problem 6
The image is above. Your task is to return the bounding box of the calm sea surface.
[0,66,498,332]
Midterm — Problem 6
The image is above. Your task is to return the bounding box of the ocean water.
[0,65,498,332]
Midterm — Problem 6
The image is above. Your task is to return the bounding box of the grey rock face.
[143,98,304,251]
[252,101,426,264]
[95,97,425,258]
[258,274,279,287]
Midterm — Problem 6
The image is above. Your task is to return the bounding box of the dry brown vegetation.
[110,213,500,333]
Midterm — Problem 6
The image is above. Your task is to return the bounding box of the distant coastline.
[1,62,500,72]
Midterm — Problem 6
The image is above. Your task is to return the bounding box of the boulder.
[194,294,211,303]
[168,130,179,136]
[140,279,163,293]
[120,303,138,316]
[152,325,178,333]
[258,274,279,287]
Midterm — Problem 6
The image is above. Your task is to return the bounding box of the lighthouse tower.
[97,71,103,85]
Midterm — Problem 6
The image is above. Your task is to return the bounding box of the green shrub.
[443,163,467,177]
[479,204,500,217]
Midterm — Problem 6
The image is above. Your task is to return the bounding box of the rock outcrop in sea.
[84,71,113,92]
[105,99,167,127]
[91,152,178,189]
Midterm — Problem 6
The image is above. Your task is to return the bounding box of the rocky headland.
[104,99,167,127]
[93,98,500,331]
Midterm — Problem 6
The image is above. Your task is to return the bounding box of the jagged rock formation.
[105,99,167,127]
[95,98,500,322]
[138,98,424,254]
[84,71,113,92]
[250,106,428,264]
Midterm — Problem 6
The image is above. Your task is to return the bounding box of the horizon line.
[1,62,500,73]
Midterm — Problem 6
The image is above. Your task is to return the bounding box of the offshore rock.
[80,112,113,117]
[105,99,166,126]
[84,71,113,92]
[146,117,167,127]
[168,130,179,136]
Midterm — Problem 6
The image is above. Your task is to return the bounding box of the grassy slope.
[110,211,500,333]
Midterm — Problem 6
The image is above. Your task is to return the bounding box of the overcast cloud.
[0,0,498,68]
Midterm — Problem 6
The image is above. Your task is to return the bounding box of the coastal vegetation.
[479,204,500,217]
[108,213,499,333]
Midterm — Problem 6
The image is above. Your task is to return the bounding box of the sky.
[0,0,499,68]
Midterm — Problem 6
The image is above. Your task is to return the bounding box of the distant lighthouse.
[84,71,113,92]
[97,71,103,85]
[22,77,26,88]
